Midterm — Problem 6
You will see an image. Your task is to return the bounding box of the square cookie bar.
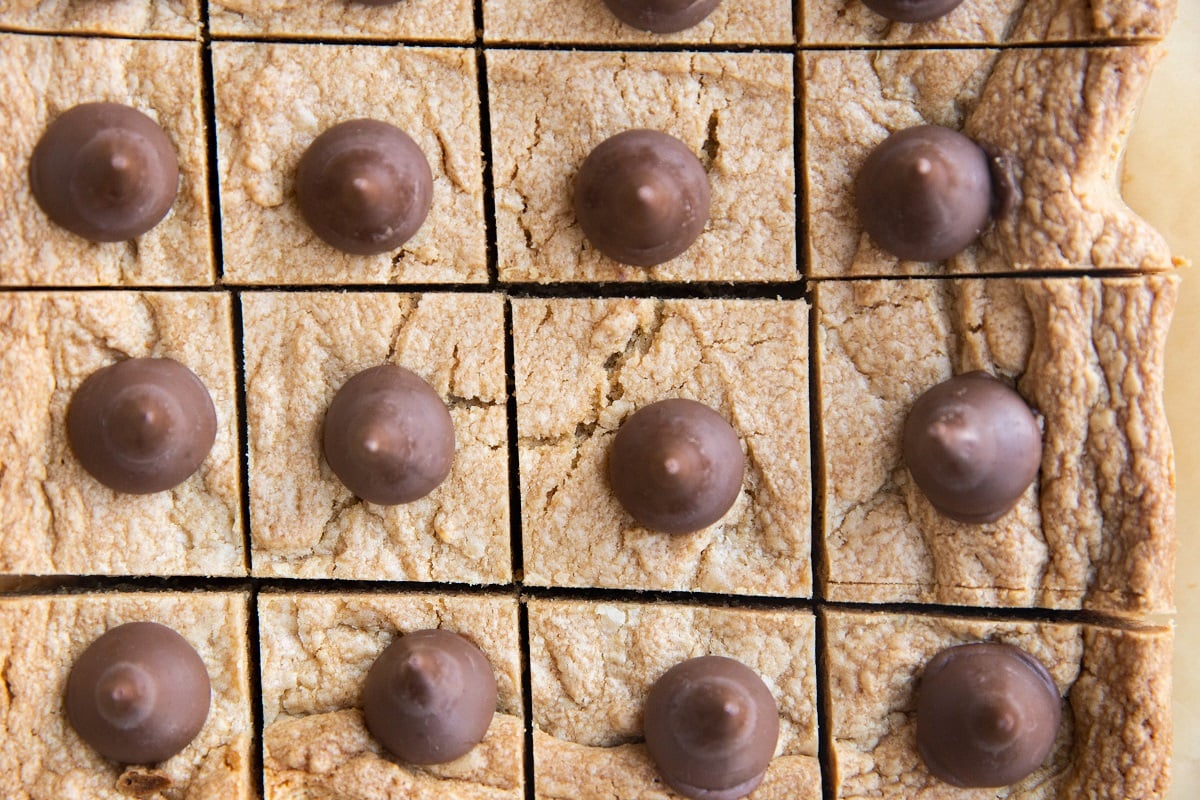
[0,34,212,285]
[513,297,810,596]
[0,292,243,577]
[529,599,821,800]
[802,0,1176,46]
[824,608,1171,799]
[488,50,795,283]
[803,46,1176,277]
[0,0,200,38]
[208,0,473,41]
[258,592,523,800]
[483,0,792,45]
[213,42,486,285]
[0,591,253,800]
[244,292,509,583]
[817,274,1175,614]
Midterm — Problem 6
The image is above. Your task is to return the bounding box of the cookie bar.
[0,291,243,577]
[804,46,1177,277]
[817,274,1175,614]
[213,42,486,285]
[513,297,810,596]
[802,0,1177,46]
[824,608,1172,799]
[0,0,199,39]
[529,599,821,800]
[0,591,253,800]
[258,592,523,800]
[243,292,509,583]
[208,0,474,42]
[483,0,792,45]
[0,34,212,286]
[487,49,795,283]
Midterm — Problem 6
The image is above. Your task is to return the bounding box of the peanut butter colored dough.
[513,297,810,596]
[0,592,253,800]
[825,609,1172,799]
[488,50,795,283]
[213,43,486,285]
[209,0,472,40]
[0,35,212,285]
[0,0,199,37]
[483,0,791,45]
[259,593,523,800]
[529,600,820,800]
[804,46,1179,277]
[0,292,243,577]
[818,275,1176,614]
[243,292,509,583]
[803,0,1176,45]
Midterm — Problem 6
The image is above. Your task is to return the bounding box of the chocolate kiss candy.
[903,371,1042,523]
[917,642,1062,787]
[322,364,454,505]
[601,0,722,33]
[66,357,217,495]
[644,655,780,800]
[861,0,965,23]
[296,119,433,255]
[608,398,743,534]
[574,129,710,267]
[65,621,211,765]
[855,124,993,262]
[363,629,498,764]
[30,102,179,242]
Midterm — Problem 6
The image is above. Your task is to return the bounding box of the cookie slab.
[243,292,510,583]
[0,292,243,577]
[259,592,523,800]
[817,274,1176,614]
[208,0,474,41]
[0,0,200,37]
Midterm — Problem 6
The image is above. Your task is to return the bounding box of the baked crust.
[805,46,1178,276]
[818,275,1176,614]
[825,609,1172,799]
[208,0,474,42]
[213,42,487,285]
[0,0,199,38]
[0,34,212,285]
[514,297,811,596]
[529,599,821,800]
[0,292,244,577]
[259,593,523,800]
[487,50,795,283]
[243,292,510,582]
[0,592,253,800]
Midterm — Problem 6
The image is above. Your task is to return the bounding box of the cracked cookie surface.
[243,292,509,582]
[213,43,486,285]
[817,275,1176,614]
[488,50,795,283]
[0,0,199,37]
[0,592,253,800]
[514,297,810,596]
[0,292,243,576]
[209,0,472,41]
[259,593,523,800]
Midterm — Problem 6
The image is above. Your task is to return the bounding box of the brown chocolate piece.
[295,119,433,255]
[855,125,992,262]
[29,102,179,243]
[322,364,454,505]
[917,642,1061,788]
[860,0,965,23]
[363,629,498,765]
[574,129,710,267]
[643,655,780,800]
[607,398,743,534]
[65,621,211,765]
[600,0,722,33]
[66,357,218,495]
[902,371,1042,524]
